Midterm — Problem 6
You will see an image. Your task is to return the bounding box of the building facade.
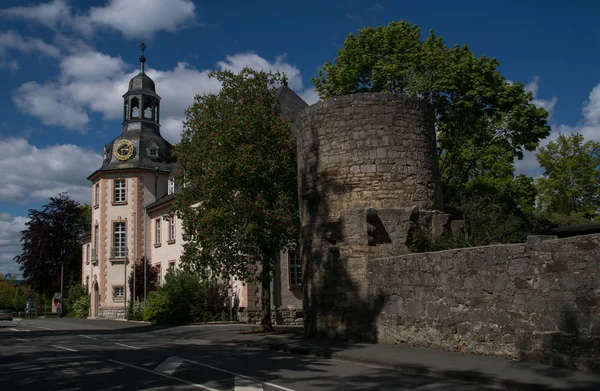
[81,50,303,323]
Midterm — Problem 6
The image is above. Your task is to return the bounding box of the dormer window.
[146,142,159,159]
[168,177,175,195]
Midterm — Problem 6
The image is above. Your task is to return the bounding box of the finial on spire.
[282,74,288,87]
[139,42,147,73]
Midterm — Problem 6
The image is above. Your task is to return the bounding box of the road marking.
[9,328,30,332]
[108,359,219,391]
[155,356,184,375]
[235,377,264,391]
[80,334,97,340]
[115,343,141,350]
[182,358,295,391]
[35,326,54,330]
[52,345,78,352]
[12,337,30,342]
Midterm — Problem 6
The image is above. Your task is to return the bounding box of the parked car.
[0,309,13,321]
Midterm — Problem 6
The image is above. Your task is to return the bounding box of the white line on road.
[115,343,141,350]
[34,326,54,330]
[12,337,30,342]
[52,345,78,352]
[9,328,30,332]
[155,356,184,375]
[108,359,219,391]
[235,377,264,391]
[80,334,97,340]
[182,358,295,391]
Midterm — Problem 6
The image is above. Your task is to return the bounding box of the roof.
[128,72,156,93]
[276,85,309,120]
[145,192,177,211]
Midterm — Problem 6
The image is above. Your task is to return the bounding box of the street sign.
[27,291,33,298]
[54,293,62,300]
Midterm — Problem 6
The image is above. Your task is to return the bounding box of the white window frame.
[168,177,175,195]
[114,179,126,203]
[169,216,175,242]
[288,250,302,286]
[113,285,124,299]
[113,222,126,258]
[155,219,161,245]
[94,183,100,206]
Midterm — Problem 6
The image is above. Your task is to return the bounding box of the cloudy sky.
[0,0,599,274]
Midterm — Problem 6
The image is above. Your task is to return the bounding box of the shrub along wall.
[369,234,600,372]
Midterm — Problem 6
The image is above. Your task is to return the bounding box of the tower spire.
[139,42,147,73]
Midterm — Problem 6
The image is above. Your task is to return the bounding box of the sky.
[0,0,599,275]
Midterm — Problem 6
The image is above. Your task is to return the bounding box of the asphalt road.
[0,317,498,390]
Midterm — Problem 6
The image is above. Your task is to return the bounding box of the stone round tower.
[294,92,444,340]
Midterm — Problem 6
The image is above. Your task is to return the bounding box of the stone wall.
[98,307,125,319]
[369,234,600,371]
[294,92,446,340]
[239,308,303,326]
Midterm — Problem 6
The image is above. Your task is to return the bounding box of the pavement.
[152,323,600,391]
[2,318,600,390]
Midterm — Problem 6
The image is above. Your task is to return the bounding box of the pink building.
[80,49,303,323]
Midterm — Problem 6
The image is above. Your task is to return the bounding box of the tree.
[128,257,160,301]
[535,133,600,221]
[14,193,89,298]
[313,20,550,215]
[173,68,299,331]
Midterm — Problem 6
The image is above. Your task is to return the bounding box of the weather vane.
[139,42,147,72]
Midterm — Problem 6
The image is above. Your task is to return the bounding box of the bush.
[71,294,90,318]
[143,291,170,324]
[64,284,88,315]
[408,228,471,253]
[142,269,234,324]
[127,300,144,321]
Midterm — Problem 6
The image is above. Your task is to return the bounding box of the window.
[94,183,99,207]
[113,222,126,258]
[86,244,90,264]
[86,276,89,290]
[156,264,162,285]
[168,216,175,243]
[93,225,99,261]
[169,262,175,272]
[113,179,126,203]
[148,147,158,158]
[155,219,161,245]
[168,177,175,195]
[288,250,302,286]
[113,286,124,299]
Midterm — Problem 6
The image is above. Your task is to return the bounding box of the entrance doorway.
[90,282,99,317]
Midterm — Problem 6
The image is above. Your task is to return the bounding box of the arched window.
[154,102,159,124]
[131,97,140,118]
[124,99,129,121]
[143,99,153,119]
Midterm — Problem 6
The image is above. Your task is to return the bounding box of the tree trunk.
[260,277,273,332]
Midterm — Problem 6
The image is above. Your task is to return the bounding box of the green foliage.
[143,290,170,324]
[142,269,233,325]
[408,229,470,253]
[14,193,88,298]
[174,68,300,330]
[535,133,600,221]
[64,284,87,314]
[71,294,90,318]
[313,20,550,229]
[11,289,26,311]
[127,300,144,321]
[128,257,160,301]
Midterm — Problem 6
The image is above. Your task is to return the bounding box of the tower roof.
[127,42,156,94]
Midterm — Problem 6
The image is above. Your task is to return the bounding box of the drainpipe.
[143,208,147,307]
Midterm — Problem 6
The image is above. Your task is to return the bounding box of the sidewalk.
[166,325,600,391]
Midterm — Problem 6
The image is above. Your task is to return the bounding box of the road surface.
[0,317,498,390]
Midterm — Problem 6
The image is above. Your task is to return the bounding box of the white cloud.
[0,137,101,205]
[1,0,72,30]
[12,50,313,137]
[0,30,60,70]
[88,0,196,38]
[299,87,320,105]
[525,76,558,117]
[0,213,28,274]
[1,0,196,39]
[515,80,600,178]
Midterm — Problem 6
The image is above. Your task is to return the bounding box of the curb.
[240,341,556,391]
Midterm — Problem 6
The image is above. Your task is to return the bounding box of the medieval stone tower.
[294,92,445,340]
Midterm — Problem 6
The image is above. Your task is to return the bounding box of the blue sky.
[0,0,599,274]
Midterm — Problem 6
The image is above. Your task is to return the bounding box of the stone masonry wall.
[369,234,600,371]
[294,92,445,340]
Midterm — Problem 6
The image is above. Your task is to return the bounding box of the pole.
[133,212,137,306]
[60,259,64,316]
[143,209,147,307]
[124,217,127,319]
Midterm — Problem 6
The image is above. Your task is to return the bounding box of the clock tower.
[85,44,177,319]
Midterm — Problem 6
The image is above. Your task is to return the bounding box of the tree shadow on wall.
[517,289,600,375]
[298,123,388,343]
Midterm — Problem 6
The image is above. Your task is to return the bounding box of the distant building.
[81,46,303,323]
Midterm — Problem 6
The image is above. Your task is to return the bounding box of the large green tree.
[313,21,550,224]
[173,68,299,331]
[535,133,600,221]
[14,193,89,298]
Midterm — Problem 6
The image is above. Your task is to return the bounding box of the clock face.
[113,139,135,161]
